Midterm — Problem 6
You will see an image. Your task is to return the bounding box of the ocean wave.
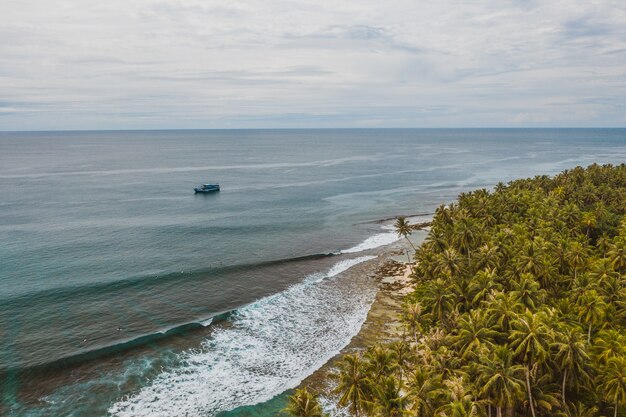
[341,231,400,254]
[108,255,378,417]
[0,252,338,307]
[0,311,235,376]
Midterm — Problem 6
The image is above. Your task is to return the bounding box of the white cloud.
[0,0,625,129]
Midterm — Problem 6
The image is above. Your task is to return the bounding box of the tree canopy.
[290,163,626,417]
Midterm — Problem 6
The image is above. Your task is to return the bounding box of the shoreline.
[296,234,423,395]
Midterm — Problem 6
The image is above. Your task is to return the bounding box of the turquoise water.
[0,129,625,416]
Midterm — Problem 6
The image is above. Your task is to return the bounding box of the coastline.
[297,231,426,395]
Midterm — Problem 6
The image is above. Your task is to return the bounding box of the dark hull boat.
[194,183,220,193]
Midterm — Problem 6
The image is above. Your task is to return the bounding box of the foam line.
[109,256,377,417]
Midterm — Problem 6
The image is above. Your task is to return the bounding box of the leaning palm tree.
[599,356,626,417]
[283,387,327,417]
[395,216,416,250]
[333,353,371,417]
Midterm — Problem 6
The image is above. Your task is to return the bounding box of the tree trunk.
[525,366,537,417]
[405,237,416,251]
[497,406,502,417]
[614,401,618,417]
[488,404,491,417]
[562,369,567,407]
[588,323,592,344]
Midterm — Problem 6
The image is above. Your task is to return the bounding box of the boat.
[194,183,220,193]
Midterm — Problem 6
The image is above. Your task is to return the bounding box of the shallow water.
[1,128,625,416]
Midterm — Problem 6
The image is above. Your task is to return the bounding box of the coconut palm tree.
[402,301,424,345]
[509,310,553,417]
[468,268,502,307]
[608,238,626,273]
[567,401,599,417]
[365,345,398,380]
[551,326,591,406]
[284,388,327,417]
[510,273,545,311]
[594,329,626,365]
[484,291,522,333]
[395,216,416,251]
[566,242,588,280]
[450,309,499,361]
[372,375,409,417]
[477,345,525,417]
[333,354,371,417]
[575,289,606,343]
[407,367,442,417]
[599,356,626,417]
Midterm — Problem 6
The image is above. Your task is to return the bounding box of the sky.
[1,0,626,130]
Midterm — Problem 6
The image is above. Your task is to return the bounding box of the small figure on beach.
[117,326,123,332]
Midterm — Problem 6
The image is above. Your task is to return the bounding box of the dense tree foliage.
[304,164,626,417]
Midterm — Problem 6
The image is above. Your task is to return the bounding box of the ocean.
[0,128,625,416]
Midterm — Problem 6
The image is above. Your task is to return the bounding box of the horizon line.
[2,126,626,134]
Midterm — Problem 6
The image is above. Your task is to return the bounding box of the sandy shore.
[297,237,421,393]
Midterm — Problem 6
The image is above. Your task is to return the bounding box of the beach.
[297,230,426,397]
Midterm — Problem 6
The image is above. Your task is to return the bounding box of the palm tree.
[395,216,416,251]
[450,309,499,361]
[365,345,398,380]
[567,401,598,417]
[436,248,464,277]
[594,329,626,365]
[372,375,409,417]
[581,212,597,238]
[566,242,588,280]
[509,310,553,417]
[575,289,606,343]
[484,291,522,333]
[421,278,454,322]
[437,376,480,417]
[333,354,371,417]
[469,268,502,307]
[551,326,591,406]
[608,238,626,273]
[478,345,525,417]
[510,273,545,311]
[390,341,412,380]
[455,217,479,260]
[402,301,423,345]
[407,367,442,417]
[284,387,327,417]
[599,356,626,417]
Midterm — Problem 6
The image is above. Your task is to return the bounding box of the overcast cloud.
[1,0,625,130]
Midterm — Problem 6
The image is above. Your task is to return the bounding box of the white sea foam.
[108,256,378,417]
[199,317,213,327]
[341,232,400,254]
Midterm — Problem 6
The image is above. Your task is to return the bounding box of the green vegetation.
[288,164,626,417]
[283,388,328,417]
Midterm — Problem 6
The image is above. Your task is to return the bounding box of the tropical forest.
[286,163,626,417]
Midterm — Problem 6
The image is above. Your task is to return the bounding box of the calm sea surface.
[1,129,625,416]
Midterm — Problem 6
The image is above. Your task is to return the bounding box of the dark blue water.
[1,129,625,416]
